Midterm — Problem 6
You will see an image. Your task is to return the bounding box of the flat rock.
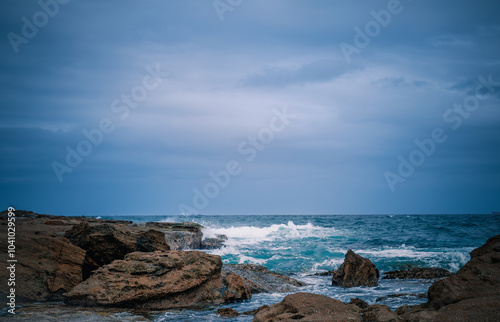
[332,249,379,287]
[63,251,251,309]
[252,292,362,322]
[382,267,451,280]
[222,263,306,293]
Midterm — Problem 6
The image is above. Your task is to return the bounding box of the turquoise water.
[98,214,500,321]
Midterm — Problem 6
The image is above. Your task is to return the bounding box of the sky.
[1,0,499,216]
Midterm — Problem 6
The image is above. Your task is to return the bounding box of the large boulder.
[252,293,362,322]
[222,264,306,293]
[383,267,451,280]
[0,235,85,301]
[332,250,379,287]
[64,223,136,267]
[427,234,500,308]
[63,251,251,309]
[135,229,170,252]
[145,222,202,250]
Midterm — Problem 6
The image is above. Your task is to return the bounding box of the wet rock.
[217,308,239,317]
[63,251,251,309]
[222,263,306,293]
[376,293,427,302]
[253,292,362,322]
[145,222,203,250]
[332,249,379,287]
[382,267,451,280]
[201,234,228,249]
[427,234,500,309]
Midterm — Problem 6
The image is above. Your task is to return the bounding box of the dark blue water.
[96,214,499,321]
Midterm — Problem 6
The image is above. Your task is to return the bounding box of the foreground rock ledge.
[64,251,251,309]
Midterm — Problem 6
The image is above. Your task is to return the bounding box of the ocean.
[95,214,500,321]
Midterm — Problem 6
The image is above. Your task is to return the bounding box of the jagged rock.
[222,263,306,293]
[64,222,136,267]
[349,297,369,309]
[0,235,85,301]
[332,250,379,287]
[145,222,203,250]
[217,308,239,317]
[63,251,251,309]
[201,234,228,249]
[427,234,500,309]
[135,229,170,252]
[382,267,451,280]
[252,292,362,322]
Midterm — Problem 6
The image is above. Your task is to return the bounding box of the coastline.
[1,210,499,321]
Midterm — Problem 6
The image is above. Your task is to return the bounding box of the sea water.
[97,214,500,321]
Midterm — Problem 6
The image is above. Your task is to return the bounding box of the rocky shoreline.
[1,210,499,321]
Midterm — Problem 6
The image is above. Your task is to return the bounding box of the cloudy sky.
[1,0,499,215]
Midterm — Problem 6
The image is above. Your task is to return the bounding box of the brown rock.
[253,292,362,322]
[135,229,170,252]
[217,308,240,317]
[0,235,85,301]
[363,304,398,322]
[222,263,306,293]
[332,250,379,287]
[64,222,137,278]
[349,297,369,309]
[382,267,451,280]
[63,251,251,309]
[427,234,500,309]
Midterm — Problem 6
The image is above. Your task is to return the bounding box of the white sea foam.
[311,258,345,271]
[202,220,338,244]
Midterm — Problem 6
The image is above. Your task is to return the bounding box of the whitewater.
[97,214,500,321]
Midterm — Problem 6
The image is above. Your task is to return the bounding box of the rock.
[222,263,306,293]
[253,292,362,322]
[64,222,137,278]
[382,267,451,280]
[349,297,369,309]
[314,269,336,276]
[135,229,170,252]
[363,304,399,322]
[217,308,239,317]
[145,222,203,250]
[427,234,500,309]
[332,250,379,287]
[63,251,251,309]
[201,234,228,249]
[0,235,85,301]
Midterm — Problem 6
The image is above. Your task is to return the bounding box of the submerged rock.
[332,249,379,287]
[216,308,239,317]
[253,292,362,322]
[222,263,306,293]
[383,267,451,280]
[63,251,251,309]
